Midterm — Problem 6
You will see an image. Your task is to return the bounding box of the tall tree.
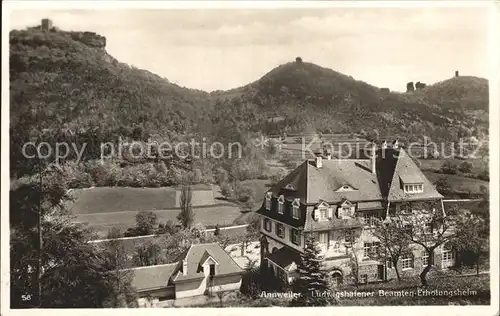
[372,218,412,281]
[177,184,194,229]
[394,199,456,286]
[450,212,489,275]
[290,233,333,307]
[102,228,137,307]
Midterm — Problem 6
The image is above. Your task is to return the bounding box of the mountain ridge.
[9,26,489,176]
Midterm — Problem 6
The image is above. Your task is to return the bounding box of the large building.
[257,142,455,287]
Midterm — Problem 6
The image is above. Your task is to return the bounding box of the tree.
[102,228,138,307]
[10,171,137,308]
[393,200,457,286]
[440,161,457,174]
[372,218,412,281]
[434,177,452,197]
[450,213,489,275]
[177,184,194,229]
[290,233,333,307]
[133,240,164,267]
[220,181,234,199]
[214,224,221,236]
[135,211,158,235]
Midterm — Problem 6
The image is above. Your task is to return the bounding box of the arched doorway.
[331,270,343,287]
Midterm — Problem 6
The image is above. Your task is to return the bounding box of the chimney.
[182,259,188,276]
[370,143,377,174]
[315,155,323,168]
[381,140,388,149]
[393,140,399,149]
[455,70,459,77]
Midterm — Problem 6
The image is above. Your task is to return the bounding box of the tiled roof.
[267,246,301,271]
[126,262,179,292]
[269,159,382,204]
[306,159,382,203]
[173,243,243,283]
[386,149,443,202]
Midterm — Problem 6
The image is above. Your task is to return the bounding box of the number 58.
[21,294,32,301]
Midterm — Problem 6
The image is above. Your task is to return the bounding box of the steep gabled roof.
[386,149,443,202]
[270,161,309,201]
[172,243,243,283]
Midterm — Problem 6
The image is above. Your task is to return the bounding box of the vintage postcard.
[2,1,499,315]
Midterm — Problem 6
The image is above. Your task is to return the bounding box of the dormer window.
[278,195,285,214]
[314,201,331,221]
[265,192,272,211]
[404,183,424,193]
[292,198,300,219]
[338,200,354,219]
[335,184,356,192]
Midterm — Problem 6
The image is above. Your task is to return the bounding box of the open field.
[69,185,219,214]
[418,158,488,174]
[69,186,243,237]
[424,171,489,196]
[77,204,243,237]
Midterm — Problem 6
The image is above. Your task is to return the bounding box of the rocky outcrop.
[406,81,415,92]
[69,31,106,48]
[415,81,427,90]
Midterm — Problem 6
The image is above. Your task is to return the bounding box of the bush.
[440,161,457,175]
[458,161,473,173]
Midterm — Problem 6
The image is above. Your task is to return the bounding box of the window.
[319,208,328,220]
[387,260,393,269]
[209,264,215,276]
[265,195,272,211]
[263,218,272,232]
[278,195,285,214]
[318,232,328,245]
[292,199,300,219]
[363,242,380,259]
[404,183,424,194]
[276,223,285,238]
[363,243,371,258]
[360,274,368,284]
[403,224,413,235]
[424,221,433,233]
[344,230,354,243]
[442,244,454,268]
[291,229,301,245]
[401,256,414,270]
[422,250,429,266]
[363,213,376,227]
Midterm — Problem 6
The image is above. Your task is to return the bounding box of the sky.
[9,5,490,92]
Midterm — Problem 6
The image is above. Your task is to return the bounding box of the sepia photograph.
[2,0,499,314]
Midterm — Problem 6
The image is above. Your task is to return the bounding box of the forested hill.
[211,60,489,140]
[9,27,213,175]
[10,26,489,176]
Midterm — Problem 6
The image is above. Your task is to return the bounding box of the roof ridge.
[120,262,179,271]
